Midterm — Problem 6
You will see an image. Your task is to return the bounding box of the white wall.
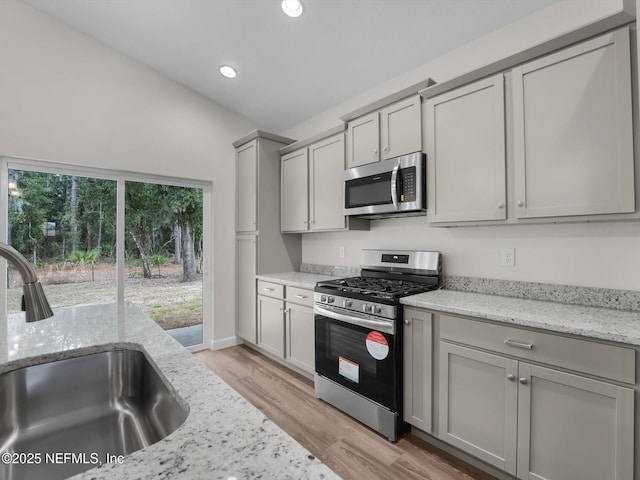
[0,0,255,340]
[284,0,640,291]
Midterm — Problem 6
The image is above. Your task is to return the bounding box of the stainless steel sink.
[0,349,189,480]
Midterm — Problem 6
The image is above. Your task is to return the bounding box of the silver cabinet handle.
[517,201,525,207]
[294,294,307,299]
[263,287,275,292]
[507,374,515,381]
[497,203,505,209]
[404,319,410,325]
[383,146,388,152]
[519,377,528,385]
[504,338,534,350]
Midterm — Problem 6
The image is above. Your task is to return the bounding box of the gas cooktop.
[316,276,438,301]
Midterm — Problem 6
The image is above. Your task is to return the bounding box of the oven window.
[345,172,392,208]
[315,315,398,410]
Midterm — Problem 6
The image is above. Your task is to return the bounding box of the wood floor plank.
[194,346,496,480]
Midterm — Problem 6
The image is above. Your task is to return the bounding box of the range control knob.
[327,296,335,304]
[363,304,373,313]
[343,299,352,308]
[373,305,382,314]
[320,295,327,303]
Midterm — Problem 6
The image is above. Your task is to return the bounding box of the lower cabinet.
[438,341,635,480]
[403,307,433,433]
[257,294,285,358]
[255,282,315,375]
[285,302,315,373]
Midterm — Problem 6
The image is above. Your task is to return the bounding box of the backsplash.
[300,263,360,277]
[445,276,640,312]
[301,263,640,312]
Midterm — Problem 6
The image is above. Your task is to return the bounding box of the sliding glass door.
[1,158,211,351]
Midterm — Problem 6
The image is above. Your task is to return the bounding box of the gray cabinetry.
[236,140,257,232]
[281,131,368,233]
[379,95,422,160]
[403,307,433,433]
[253,282,315,374]
[285,286,315,374]
[236,235,256,343]
[233,131,301,344]
[437,313,635,480]
[439,342,518,474]
[426,74,506,223]
[257,282,285,358]
[513,26,634,219]
[346,95,422,168]
[281,148,309,232]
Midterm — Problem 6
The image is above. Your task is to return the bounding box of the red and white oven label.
[366,331,389,360]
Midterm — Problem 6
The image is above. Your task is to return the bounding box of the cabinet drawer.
[257,281,284,299]
[285,286,314,307]
[439,314,635,384]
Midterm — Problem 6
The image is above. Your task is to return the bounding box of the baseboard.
[209,335,243,351]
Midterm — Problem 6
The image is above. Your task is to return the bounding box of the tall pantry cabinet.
[233,131,301,344]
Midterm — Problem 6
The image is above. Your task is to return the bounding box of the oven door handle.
[315,305,394,334]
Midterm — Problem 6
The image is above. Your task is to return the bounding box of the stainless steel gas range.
[313,249,442,441]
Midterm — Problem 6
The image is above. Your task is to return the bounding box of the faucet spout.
[0,242,53,322]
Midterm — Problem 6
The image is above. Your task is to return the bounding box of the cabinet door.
[439,342,518,475]
[236,235,257,343]
[346,111,380,167]
[309,133,346,231]
[380,95,422,160]
[512,27,634,218]
[403,308,432,432]
[281,148,309,232]
[236,140,258,232]
[257,295,285,358]
[516,363,634,480]
[427,75,506,222]
[285,302,315,374]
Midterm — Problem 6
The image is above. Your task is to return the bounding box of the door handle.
[390,162,400,210]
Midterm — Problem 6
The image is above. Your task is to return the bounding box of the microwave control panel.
[400,167,416,202]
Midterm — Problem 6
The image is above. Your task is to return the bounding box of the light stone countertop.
[0,302,340,480]
[256,272,337,290]
[401,289,640,347]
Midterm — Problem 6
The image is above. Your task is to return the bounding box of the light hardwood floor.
[195,345,496,480]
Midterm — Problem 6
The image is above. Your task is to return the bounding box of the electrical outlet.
[500,248,515,267]
[339,246,345,258]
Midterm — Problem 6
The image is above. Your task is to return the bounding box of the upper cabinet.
[281,129,369,233]
[426,74,506,223]
[346,94,422,168]
[423,25,636,226]
[236,140,258,232]
[281,148,309,232]
[512,27,634,219]
[346,112,380,167]
[380,95,422,160]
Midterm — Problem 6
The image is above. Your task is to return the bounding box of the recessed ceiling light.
[281,0,303,18]
[219,65,237,78]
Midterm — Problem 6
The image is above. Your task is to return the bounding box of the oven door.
[314,305,399,410]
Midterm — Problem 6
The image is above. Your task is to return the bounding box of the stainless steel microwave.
[343,152,426,218]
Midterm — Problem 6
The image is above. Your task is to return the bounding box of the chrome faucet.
[0,242,53,322]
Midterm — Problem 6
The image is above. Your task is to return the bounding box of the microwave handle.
[390,162,400,210]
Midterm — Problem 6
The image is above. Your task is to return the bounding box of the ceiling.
[24,0,559,133]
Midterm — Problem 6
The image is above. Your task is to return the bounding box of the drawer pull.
[504,338,534,350]
[507,374,515,381]
[294,294,307,299]
[519,377,528,385]
[263,287,275,292]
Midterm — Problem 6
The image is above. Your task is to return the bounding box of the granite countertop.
[256,272,336,290]
[0,302,339,480]
[401,289,640,347]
